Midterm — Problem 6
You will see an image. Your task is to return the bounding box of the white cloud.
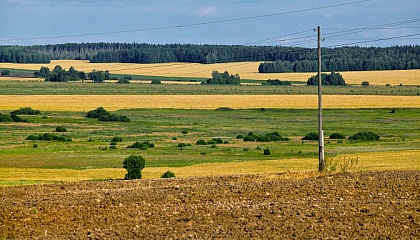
[192,6,218,17]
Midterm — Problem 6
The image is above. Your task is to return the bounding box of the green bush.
[111,136,123,142]
[11,107,41,115]
[348,131,380,141]
[196,139,207,145]
[10,114,29,123]
[98,114,130,122]
[181,130,189,134]
[55,126,67,132]
[361,81,370,86]
[0,113,12,122]
[161,171,176,178]
[243,132,288,142]
[264,148,271,155]
[302,132,319,140]
[151,79,161,84]
[329,133,346,139]
[123,155,145,180]
[212,138,224,144]
[1,70,11,76]
[26,133,72,142]
[177,143,191,148]
[236,134,244,139]
[128,141,154,150]
[85,107,110,118]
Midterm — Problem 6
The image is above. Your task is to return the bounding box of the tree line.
[0,43,419,72]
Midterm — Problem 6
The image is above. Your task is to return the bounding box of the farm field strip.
[0,94,419,111]
[1,60,419,85]
[1,150,419,185]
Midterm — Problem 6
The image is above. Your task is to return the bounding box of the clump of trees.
[123,155,145,180]
[202,71,240,85]
[196,138,229,145]
[89,70,110,83]
[239,132,289,142]
[35,65,86,82]
[307,72,346,86]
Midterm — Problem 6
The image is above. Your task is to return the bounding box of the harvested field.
[1,60,419,85]
[0,94,419,111]
[1,171,419,239]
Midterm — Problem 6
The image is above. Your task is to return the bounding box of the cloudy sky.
[1,0,419,47]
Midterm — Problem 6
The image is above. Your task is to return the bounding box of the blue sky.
[1,0,419,47]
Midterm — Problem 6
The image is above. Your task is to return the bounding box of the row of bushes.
[237,132,289,142]
[302,131,380,141]
[26,133,72,142]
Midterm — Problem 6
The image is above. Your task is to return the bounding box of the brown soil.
[1,171,419,239]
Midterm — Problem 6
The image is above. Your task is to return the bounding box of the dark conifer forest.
[0,43,418,72]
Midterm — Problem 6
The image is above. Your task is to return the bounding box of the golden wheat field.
[0,150,418,183]
[0,94,418,111]
[1,60,419,85]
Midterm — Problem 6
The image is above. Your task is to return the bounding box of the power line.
[0,0,372,43]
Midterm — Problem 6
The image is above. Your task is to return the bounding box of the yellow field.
[0,94,418,111]
[0,150,418,184]
[1,60,419,85]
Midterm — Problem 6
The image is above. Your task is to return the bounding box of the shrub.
[26,133,72,142]
[196,139,207,145]
[85,107,110,118]
[307,71,346,86]
[111,136,123,142]
[207,139,216,145]
[117,76,131,84]
[10,114,29,123]
[329,133,346,139]
[361,81,370,86]
[244,131,288,142]
[266,79,291,86]
[181,130,189,134]
[1,70,11,76]
[128,141,155,150]
[11,107,41,115]
[264,148,271,155]
[123,155,145,180]
[302,132,319,140]
[348,131,380,141]
[151,79,161,84]
[212,138,224,144]
[236,134,244,139]
[0,113,12,122]
[161,171,176,178]
[33,144,38,148]
[98,114,130,122]
[177,143,191,148]
[55,126,67,132]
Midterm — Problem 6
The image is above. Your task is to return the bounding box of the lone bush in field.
[123,155,145,180]
[151,79,161,84]
[264,148,271,155]
[112,136,123,142]
[161,171,176,178]
[55,126,67,132]
[348,131,380,141]
[361,81,370,86]
[85,107,110,118]
[1,69,11,76]
[302,132,319,140]
[11,107,41,115]
[329,133,346,139]
[128,141,155,150]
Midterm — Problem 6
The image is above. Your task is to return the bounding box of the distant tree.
[151,79,161,84]
[348,131,380,141]
[117,76,131,84]
[11,107,41,115]
[361,81,370,86]
[34,66,51,78]
[123,155,145,180]
[55,126,67,132]
[89,69,106,83]
[307,72,346,86]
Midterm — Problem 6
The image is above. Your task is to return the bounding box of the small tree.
[302,132,319,140]
[123,155,145,180]
[151,79,161,84]
[55,126,67,132]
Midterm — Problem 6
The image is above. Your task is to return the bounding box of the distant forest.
[0,43,419,72]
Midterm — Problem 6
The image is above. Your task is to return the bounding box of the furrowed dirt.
[1,171,419,239]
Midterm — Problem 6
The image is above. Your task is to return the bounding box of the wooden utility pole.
[317,26,325,172]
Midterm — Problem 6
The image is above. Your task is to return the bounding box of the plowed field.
[1,171,419,239]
